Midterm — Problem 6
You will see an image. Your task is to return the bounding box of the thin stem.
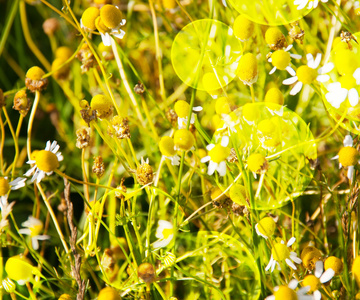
[0,113,5,174]
[250,85,255,103]
[27,91,40,160]
[2,108,19,177]
[82,149,90,202]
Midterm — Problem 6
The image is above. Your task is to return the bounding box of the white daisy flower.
[268,45,302,76]
[98,21,126,47]
[331,135,360,182]
[294,0,328,10]
[201,136,230,176]
[153,220,174,249]
[174,100,203,129]
[266,279,314,300]
[265,237,302,272]
[325,68,360,109]
[24,141,63,183]
[19,216,50,250]
[283,53,333,96]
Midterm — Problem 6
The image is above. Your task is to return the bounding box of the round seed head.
[100,5,122,29]
[233,15,255,42]
[81,7,100,31]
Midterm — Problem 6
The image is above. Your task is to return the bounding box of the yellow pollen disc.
[274,286,297,300]
[95,16,110,34]
[324,256,343,275]
[91,94,113,118]
[296,65,317,85]
[257,217,276,237]
[233,15,254,42]
[35,150,59,173]
[237,53,258,85]
[229,184,247,205]
[215,97,232,115]
[272,243,290,261]
[97,286,121,300]
[26,66,45,81]
[303,275,320,292]
[100,5,122,29]
[264,88,284,105]
[265,28,286,50]
[81,7,100,31]
[29,223,43,237]
[209,144,230,163]
[339,74,356,90]
[0,177,10,196]
[271,50,291,70]
[301,246,322,270]
[162,228,173,239]
[174,129,195,151]
[334,49,359,76]
[174,100,190,118]
[338,146,358,167]
[247,153,267,173]
[159,136,176,157]
[242,103,260,123]
[257,119,277,136]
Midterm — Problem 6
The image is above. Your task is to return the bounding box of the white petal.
[24,165,37,177]
[307,1,314,8]
[286,66,296,76]
[290,254,302,264]
[32,238,39,250]
[45,140,51,151]
[296,0,308,10]
[18,228,31,235]
[343,135,353,147]
[206,144,215,151]
[283,76,298,85]
[327,82,341,92]
[288,279,298,290]
[269,66,277,75]
[170,155,180,166]
[285,45,293,51]
[265,256,274,271]
[314,290,322,300]
[313,0,319,8]
[316,74,330,82]
[265,296,275,300]
[285,258,297,270]
[348,88,359,107]
[268,57,272,63]
[298,286,311,295]
[36,234,50,240]
[353,68,360,84]
[112,30,126,40]
[217,161,227,176]
[9,177,26,190]
[201,156,211,163]
[347,166,354,181]
[320,268,335,283]
[290,53,302,60]
[192,106,203,112]
[315,260,324,278]
[318,62,334,74]
[221,136,229,147]
[313,53,322,69]
[101,33,111,47]
[287,237,296,246]
[290,81,303,95]
[207,161,218,176]
[306,53,315,67]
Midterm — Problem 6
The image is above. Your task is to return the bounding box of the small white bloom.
[201,136,230,176]
[9,177,27,190]
[268,45,302,76]
[153,220,174,249]
[293,0,328,10]
[177,106,203,129]
[266,279,314,300]
[19,216,50,250]
[283,53,333,96]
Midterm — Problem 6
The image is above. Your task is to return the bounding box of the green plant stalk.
[0,0,19,58]
[2,108,19,178]
[27,90,40,160]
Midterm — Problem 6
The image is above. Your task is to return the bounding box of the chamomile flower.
[294,0,328,10]
[266,279,314,300]
[332,135,359,182]
[320,256,343,283]
[255,217,276,239]
[24,140,63,183]
[283,53,333,96]
[247,153,268,178]
[268,45,302,76]
[237,53,258,86]
[174,100,202,129]
[201,136,230,176]
[325,68,360,108]
[80,7,100,32]
[302,261,326,300]
[153,220,174,249]
[265,237,302,272]
[18,216,50,250]
[159,136,180,166]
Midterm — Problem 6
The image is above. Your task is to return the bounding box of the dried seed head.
[42,18,60,36]
[76,43,95,73]
[92,156,105,178]
[136,158,153,185]
[288,22,305,43]
[134,82,145,94]
[25,66,48,93]
[101,248,115,272]
[0,89,5,109]
[138,262,155,283]
[265,27,287,50]
[227,148,238,163]
[76,128,90,149]
[108,116,131,139]
[80,100,97,126]
[166,108,178,127]
[115,178,127,200]
[301,246,322,270]
[91,94,114,119]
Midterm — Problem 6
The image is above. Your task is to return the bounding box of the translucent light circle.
[227,0,310,25]
[171,19,242,91]
[214,102,316,210]
[175,232,260,300]
[321,32,360,134]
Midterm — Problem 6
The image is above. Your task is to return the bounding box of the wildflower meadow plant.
[1,0,360,299]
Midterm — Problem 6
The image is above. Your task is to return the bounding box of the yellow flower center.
[274,286,298,300]
[174,129,195,151]
[229,184,247,205]
[272,243,290,261]
[237,53,258,85]
[0,177,10,197]
[174,100,190,118]
[35,150,59,173]
[324,256,343,275]
[81,7,100,31]
[303,275,320,292]
[91,94,113,118]
[55,46,73,61]
[257,119,277,137]
[29,223,43,237]
[98,287,121,300]
[209,144,230,163]
[257,217,276,237]
[334,49,359,76]
[26,66,45,81]
[265,27,286,50]
[338,146,358,167]
[271,50,290,70]
[301,246,322,270]
[296,65,317,84]
[159,136,176,157]
[162,228,173,239]
[95,16,110,34]
[242,103,260,123]
[5,256,34,283]
[233,15,254,42]
[100,5,123,29]
[215,97,232,115]
[339,74,357,90]
[247,153,267,173]
[264,88,284,105]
